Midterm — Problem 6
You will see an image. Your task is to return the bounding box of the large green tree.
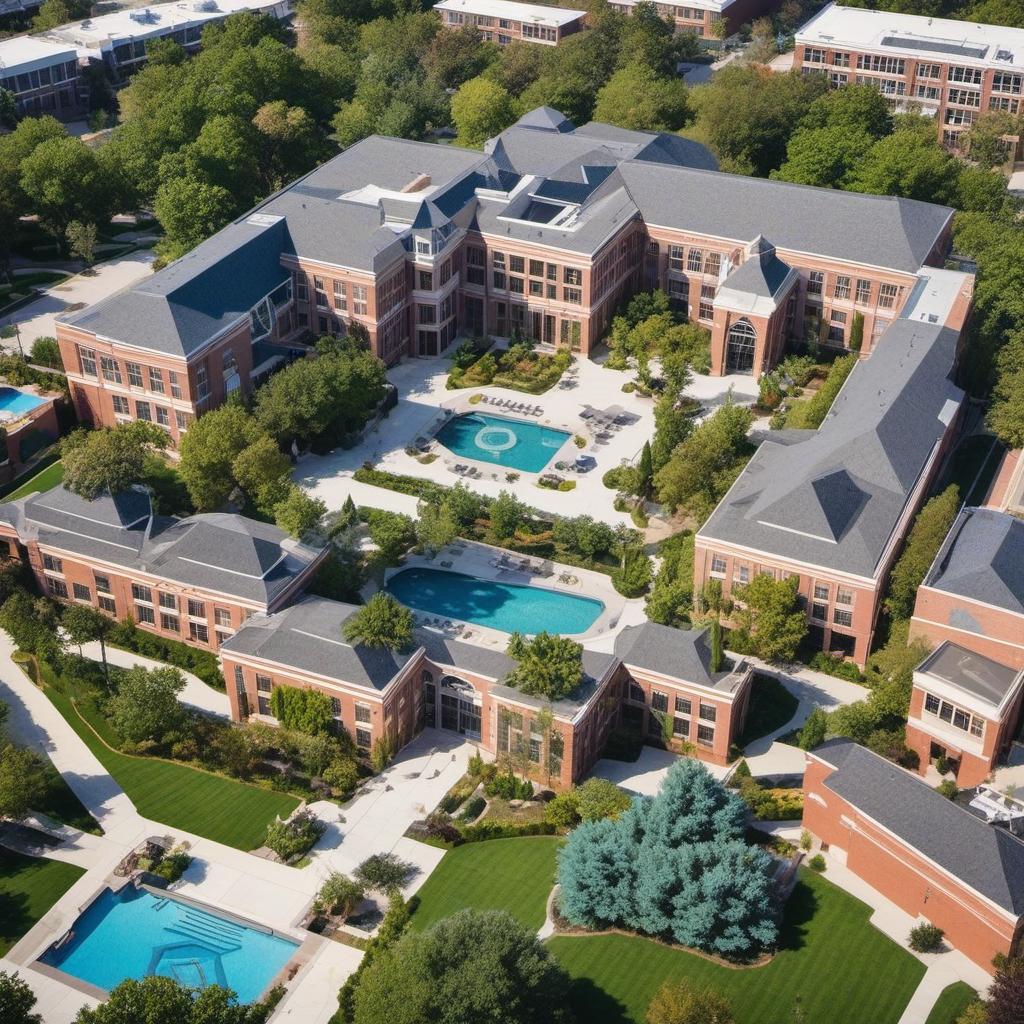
[342,593,414,651]
[107,665,187,745]
[61,422,168,500]
[0,971,42,1024]
[505,631,583,700]
[731,574,807,662]
[593,62,690,132]
[352,910,573,1024]
[0,744,49,820]
[451,76,519,148]
[178,403,265,511]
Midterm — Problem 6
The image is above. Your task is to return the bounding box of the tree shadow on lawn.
[566,976,632,1024]
[776,878,819,954]
[0,889,33,953]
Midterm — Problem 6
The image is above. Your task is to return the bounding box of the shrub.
[355,852,416,890]
[546,790,582,829]
[370,734,396,774]
[422,811,462,844]
[485,772,534,800]
[458,796,486,822]
[314,873,365,917]
[108,617,225,689]
[264,809,325,862]
[646,979,734,1024]
[459,820,556,843]
[151,845,192,883]
[467,754,486,778]
[800,830,813,851]
[439,791,467,814]
[937,779,959,800]
[809,651,864,682]
[935,755,952,776]
[783,354,857,430]
[323,758,360,800]
[808,853,826,872]
[908,922,944,953]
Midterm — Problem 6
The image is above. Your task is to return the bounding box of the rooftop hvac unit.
[129,8,156,22]
[997,49,1014,61]
[191,0,218,11]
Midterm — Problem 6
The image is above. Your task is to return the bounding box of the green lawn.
[925,982,979,1024]
[548,871,925,1024]
[411,837,561,932]
[3,460,64,501]
[739,673,800,749]
[0,847,84,955]
[37,756,102,834]
[41,679,299,851]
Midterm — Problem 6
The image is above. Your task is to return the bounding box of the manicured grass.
[739,673,800,749]
[548,870,925,1024]
[41,679,299,851]
[411,837,561,933]
[0,847,84,955]
[925,982,979,1024]
[4,460,64,501]
[37,756,102,834]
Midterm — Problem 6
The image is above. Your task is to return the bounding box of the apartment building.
[434,0,585,45]
[58,106,967,439]
[695,318,966,665]
[905,641,1024,787]
[36,0,293,83]
[795,3,1024,156]
[607,0,769,40]
[220,599,752,784]
[804,739,1024,971]
[0,37,83,118]
[0,486,326,652]
[911,507,1024,671]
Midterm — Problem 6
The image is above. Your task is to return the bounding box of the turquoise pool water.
[39,887,298,1003]
[435,412,570,473]
[0,386,45,416]
[386,567,603,635]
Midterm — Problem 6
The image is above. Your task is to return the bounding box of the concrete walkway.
[76,640,230,718]
[0,250,155,349]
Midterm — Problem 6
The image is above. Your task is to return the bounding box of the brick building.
[804,739,1024,971]
[0,37,83,119]
[910,507,1024,671]
[0,487,327,652]
[905,641,1024,788]
[608,0,773,40]
[57,107,969,440]
[219,598,752,785]
[695,319,966,665]
[434,0,585,45]
[795,3,1024,157]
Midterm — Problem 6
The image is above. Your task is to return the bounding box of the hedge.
[109,618,225,690]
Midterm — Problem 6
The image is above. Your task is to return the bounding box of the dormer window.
[416,239,432,256]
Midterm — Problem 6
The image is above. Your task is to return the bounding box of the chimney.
[401,173,432,193]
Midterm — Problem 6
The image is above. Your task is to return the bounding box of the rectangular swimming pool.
[39,886,298,1003]
[435,412,570,473]
[0,386,46,417]
[386,567,604,635]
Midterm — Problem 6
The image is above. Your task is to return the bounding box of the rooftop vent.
[192,0,218,10]
[401,173,432,193]
[997,48,1014,61]
[129,8,156,22]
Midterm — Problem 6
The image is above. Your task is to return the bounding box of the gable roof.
[699,321,963,578]
[811,739,1024,917]
[924,507,1024,616]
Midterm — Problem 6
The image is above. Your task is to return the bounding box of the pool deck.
[382,539,641,651]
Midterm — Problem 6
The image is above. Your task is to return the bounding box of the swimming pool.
[39,886,298,1003]
[435,413,571,473]
[386,567,604,635]
[0,386,45,417]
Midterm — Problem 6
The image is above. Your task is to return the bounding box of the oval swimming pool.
[386,567,603,635]
[435,412,570,474]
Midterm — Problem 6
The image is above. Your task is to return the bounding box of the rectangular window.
[160,613,179,632]
[94,574,111,594]
[673,716,688,737]
[256,674,273,693]
[629,683,645,703]
[710,554,727,576]
[99,596,116,614]
[703,252,721,277]
[687,248,704,272]
[855,279,871,304]
[187,599,205,618]
[155,406,169,427]
[697,724,715,746]
[970,717,984,738]
[948,88,981,107]
[831,51,850,67]
[355,703,371,723]
[699,284,715,321]
[72,582,90,602]
[100,357,122,384]
[878,283,899,309]
[993,71,1023,94]
[189,621,209,643]
[812,602,828,621]
[734,564,750,585]
[948,65,982,85]
[807,270,824,295]
[651,691,668,713]
[952,708,970,731]
[804,47,824,63]
[916,62,941,79]
[833,276,851,300]
[836,587,853,606]
[813,583,829,600]
[258,695,272,716]
[148,367,164,393]
[314,276,328,309]
[699,704,717,723]
[509,255,525,274]
[563,267,582,286]
[529,259,544,277]
[492,251,505,269]
[493,271,506,290]
[563,287,581,304]
[856,54,905,74]
[939,701,954,723]
[196,363,209,400]
[78,346,97,377]
[832,608,853,628]
[528,736,541,763]
[136,604,155,624]
[668,244,685,272]
[175,411,189,431]
[135,401,151,421]
[126,362,143,387]
[159,592,177,610]
[214,607,232,627]
[675,696,691,715]
[529,280,543,296]
[356,727,372,749]
[169,371,182,399]
[510,277,524,294]
[990,96,1020,112]
[43,553,62,573]
[132,583,152,603]
[331,697,342,716]
[546,263,557,281]
[924,693,941,715]
[417,270,433,291]
[352,285,367,316]
[47,577,68,598]
[417,304,436,325]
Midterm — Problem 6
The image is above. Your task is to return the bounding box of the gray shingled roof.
[924,507,1024,616]
[813,739,1024,916]
[916,641,1022,708]
[9,489,322,606]
[613,622,748,694]
[722,237,793,299]
[618,161,952,274]
[699,321,963,578]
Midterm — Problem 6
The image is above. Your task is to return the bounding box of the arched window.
[726,318,757,374]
